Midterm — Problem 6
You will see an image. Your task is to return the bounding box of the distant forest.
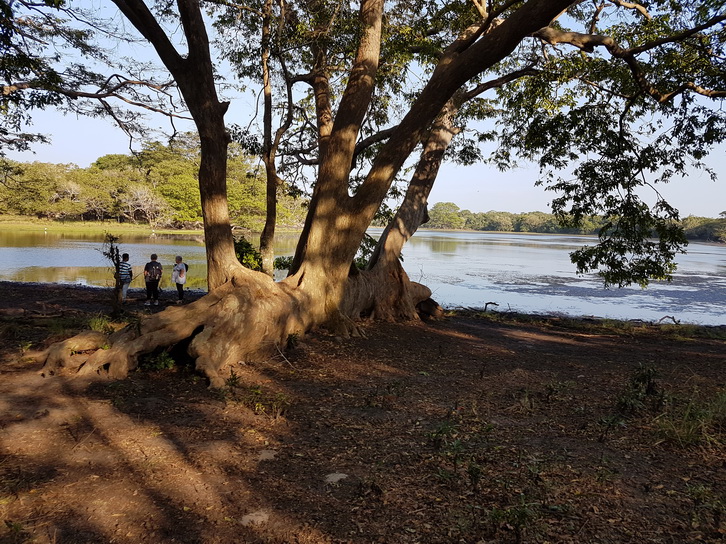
[2,140,724,244]
[420,202,726,243]
[0,136,307,231]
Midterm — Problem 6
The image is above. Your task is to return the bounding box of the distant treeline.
[2,144,724,245]
[422,202,726,243]
[0,135,306,231]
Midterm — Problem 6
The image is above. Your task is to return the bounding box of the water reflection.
[0,230,301,291]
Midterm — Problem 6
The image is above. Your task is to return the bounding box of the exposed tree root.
[342,260,442,322]
[31,331,108,376]
[34,262,440,387]
[35,272,308,388]
[322,309,369,339]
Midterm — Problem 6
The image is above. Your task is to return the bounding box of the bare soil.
[0,281,724,544]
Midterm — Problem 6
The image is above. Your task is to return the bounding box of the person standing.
[172,255,188,304]
[119,253,133,303]
[143,253,163,306]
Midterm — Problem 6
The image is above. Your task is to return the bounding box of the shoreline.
[0,280,207,315]
[2,216,723,243]
[2,280,724,335]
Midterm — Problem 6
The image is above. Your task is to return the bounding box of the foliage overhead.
[166,0,726,286]
[490,1,726,285]
[1,0,187,156]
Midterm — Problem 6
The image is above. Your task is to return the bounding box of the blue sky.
[7,108,726,218]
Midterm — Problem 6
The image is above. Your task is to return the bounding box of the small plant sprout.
[226,369,241,388]
[467,460,483,490]
[88,313,114,334]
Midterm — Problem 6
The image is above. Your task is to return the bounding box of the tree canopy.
[3,0,724,286]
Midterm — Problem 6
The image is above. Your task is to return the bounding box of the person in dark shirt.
[143,254,163,306]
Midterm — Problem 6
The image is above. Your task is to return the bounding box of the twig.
[71,427,97,451]
[575,517,590,536]
[657,315,680,325]
[275,344,297,369]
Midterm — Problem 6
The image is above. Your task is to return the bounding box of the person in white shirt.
[171,255,188,304]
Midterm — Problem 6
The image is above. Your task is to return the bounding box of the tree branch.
[110,0,184,72]
[440,0,524,67]
[331,0,384,138]
[3,78,192,119]
[203,0,263,18]
[533,16,726,103]
[178,0,215,69]
[464,65,540,101]
[353,127,397,161]
[628,14,726,55]
[532,26,618,53]
[607,0,651,20]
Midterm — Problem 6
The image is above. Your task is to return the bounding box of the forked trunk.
[285,194,371,331]
[35,0,575,386]
[342,100,459,320]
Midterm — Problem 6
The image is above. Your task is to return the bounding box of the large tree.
[11,0,725,386]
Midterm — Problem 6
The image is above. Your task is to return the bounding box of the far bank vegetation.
[418,202,726,243]
[2,143,724,244]
[0,135,307,232]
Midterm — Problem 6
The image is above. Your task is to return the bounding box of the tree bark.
[342,97,460,320]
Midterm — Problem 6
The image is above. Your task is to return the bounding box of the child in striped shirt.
[119,253,133,303]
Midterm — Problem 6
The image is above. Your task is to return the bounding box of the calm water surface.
[403,231,726,325]
[1,228,724,325]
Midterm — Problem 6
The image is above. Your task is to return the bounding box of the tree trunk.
[342,98,460,320]
[259,164,278,277]
[196,117,241,289]
[259,0,279,277]
[112,0,240,289]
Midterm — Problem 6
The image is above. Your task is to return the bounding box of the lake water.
[1,228,724,325]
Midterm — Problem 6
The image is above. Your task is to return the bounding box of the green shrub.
[273,255,294,271]
[234,236,262,271]
[139,351,175,371]
[655,391,726,447]
[248,387,289,418]
[615,365,664,416]
[88,313,114,334]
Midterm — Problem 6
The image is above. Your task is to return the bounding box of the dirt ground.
[0,281,724,544]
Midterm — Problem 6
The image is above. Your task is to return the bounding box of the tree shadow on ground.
[1,313,725,543]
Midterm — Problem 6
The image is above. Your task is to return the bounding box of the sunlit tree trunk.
[342,97,460,320]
